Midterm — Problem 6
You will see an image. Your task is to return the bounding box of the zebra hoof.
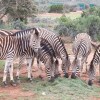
[49,77,55,82]
[2,81,8,87]
[64,73,69,78]
[10,80,17,87]
[88,80,93,86]
[71,73,76,79]
[27,78,33,82]
[54,74,60,78]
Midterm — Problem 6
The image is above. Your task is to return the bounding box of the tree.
[0,0,37,23]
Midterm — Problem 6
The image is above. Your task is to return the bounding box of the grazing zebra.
[30,27,71,78]
[37,38,59,82]
[88,45,100,86]
[0,28,40,86]
[71,33,92,79]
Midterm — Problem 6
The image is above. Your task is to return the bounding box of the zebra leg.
[54,59,60,78]
[3,59,16,87]
[16,57,24,83]
[9,63,17,86]
[45,60,55,82]
[80,57,87,77]
[88,63,95,86]
[27,58,33,81]
[84,56,88,73]
[71,59,77,79]
[60,56,70,78]
[61,61,69,78]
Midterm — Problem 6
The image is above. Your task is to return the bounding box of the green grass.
[19,77,100,100]
[0,61,5,69]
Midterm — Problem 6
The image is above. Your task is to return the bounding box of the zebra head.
[29,28,41,53]
[72,56,82,71]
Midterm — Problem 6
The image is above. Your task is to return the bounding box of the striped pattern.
[71,33,92,78]
[30,27,71,78]
[0,35,17,85]
[88,45,100,85]
[37,38,59,81]
[0,28,40,85]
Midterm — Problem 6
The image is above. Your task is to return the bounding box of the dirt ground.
[0,43,99,100]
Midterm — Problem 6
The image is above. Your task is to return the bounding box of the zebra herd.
[0,27,99,87]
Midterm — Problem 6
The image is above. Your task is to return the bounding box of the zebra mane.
[10,28,37,38]
[58,36,69,59]
[41,38,55,57]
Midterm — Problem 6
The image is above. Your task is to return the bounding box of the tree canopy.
[0,0,37,21]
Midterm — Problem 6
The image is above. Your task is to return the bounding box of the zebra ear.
[91,41,99,50]
[34,28,40,38]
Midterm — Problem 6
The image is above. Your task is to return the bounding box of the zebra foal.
[71,33,92,78]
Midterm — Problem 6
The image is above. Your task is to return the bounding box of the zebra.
[88,44,100,86]
[71,33,92,79]
[30,27,71,78]
[0,35,17,86]
[0,28,41,86]
[37,38,59,82]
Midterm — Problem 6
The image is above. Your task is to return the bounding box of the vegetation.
[0,0,37,23]
[0,76,100,100]
[49,5,63,13]
[55,7,100,41]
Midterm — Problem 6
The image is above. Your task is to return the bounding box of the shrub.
[49,5,63,13]
[12,19,27,30]
[55,14,77,37]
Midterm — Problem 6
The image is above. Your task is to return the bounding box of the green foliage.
[49,4,63,13]
[1,0,37,22]
[12,19,27,30]
[55,7,100,41]
[81,7,100,40]
[55,14,77,36]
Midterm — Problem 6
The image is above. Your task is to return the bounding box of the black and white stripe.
[71,33,92,78]
[0,35,17,86]
[30,27,71,78]
[88,45,100,85]
[37,38,59,81]
[0,28,40,86]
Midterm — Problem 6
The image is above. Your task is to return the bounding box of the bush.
[49,5,63,13]
[54,8,100,41]
[55,14,77,37]
[12,19,27,30]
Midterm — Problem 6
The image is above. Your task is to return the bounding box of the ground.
[0,43,100,100]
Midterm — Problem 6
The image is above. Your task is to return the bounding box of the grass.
[0,61,5,69]
[19,77,100,100]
